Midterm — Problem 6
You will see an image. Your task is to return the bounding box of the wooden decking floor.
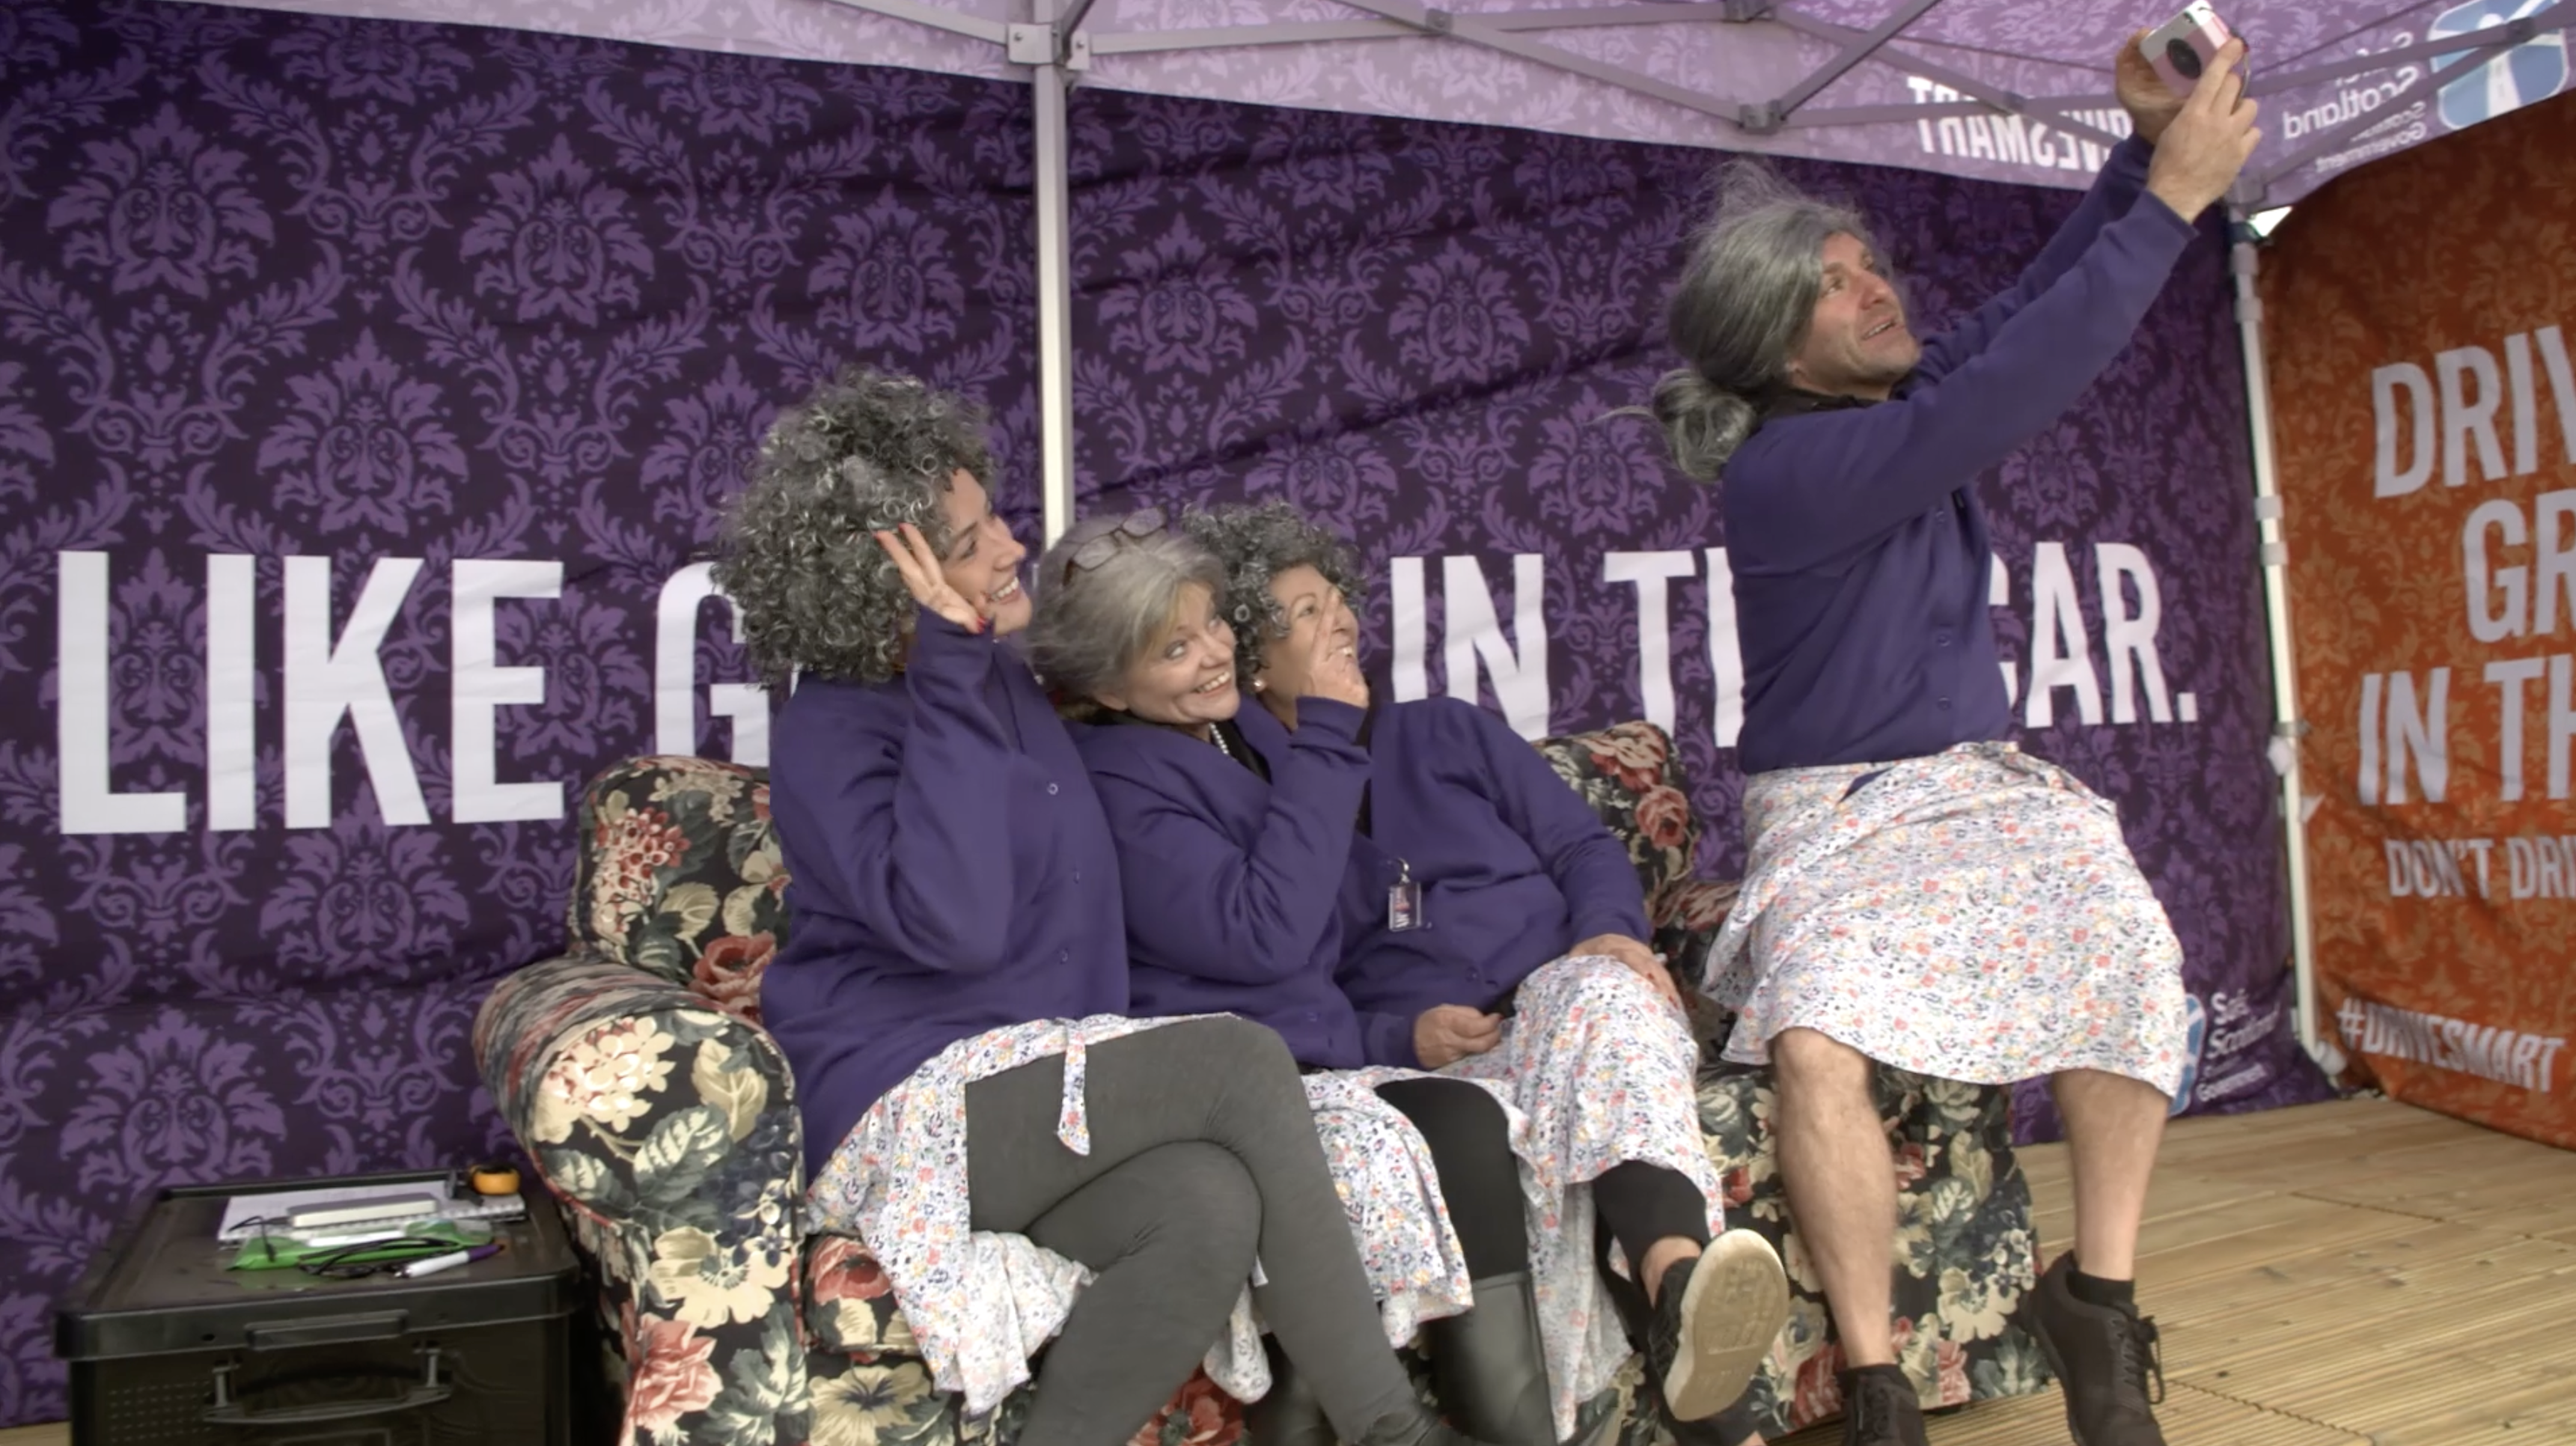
[1782,1096,2576,1445]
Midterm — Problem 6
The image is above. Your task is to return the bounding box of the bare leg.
[1769,1028,1896,1367]
[2048,1067,2167,1281]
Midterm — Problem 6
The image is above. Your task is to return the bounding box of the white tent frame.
[822,0,2572,1065]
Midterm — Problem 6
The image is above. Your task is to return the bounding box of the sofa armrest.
[475,951,811,1442]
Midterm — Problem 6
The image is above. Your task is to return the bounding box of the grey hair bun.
[1647,367,1759,482]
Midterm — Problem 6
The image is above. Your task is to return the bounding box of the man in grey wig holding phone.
[1644,21,2260,1446]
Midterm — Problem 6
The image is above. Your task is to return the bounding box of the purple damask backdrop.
[0,0,2325,1425]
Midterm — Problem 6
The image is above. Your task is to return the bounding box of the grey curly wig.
[1648,161,1886,481]
[711,367,996,686]
[1027,513,1224,710]
[1181,501,1363,684]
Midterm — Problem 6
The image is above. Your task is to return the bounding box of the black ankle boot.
[1835,1365,1926,1446]
[1595,1222,1768,1446]
[1352,1403,1509,1446]
[2032,1254,2167,1446]
[1643,1233,1791,1422]
[1425,1272,1557,1446]
[1696,1397,1763,1446]
[1244,1337,1335,1446]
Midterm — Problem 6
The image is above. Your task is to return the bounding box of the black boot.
[2031,1254,2167,1446]
[1694,1397,1763,1446]
[1643,1233,1790,1422]
[1596,1221,1768,1446]
[1425,1272,1557,1446]
[1836,1365,1927,1446]
[1352,1403,1512,1446]
[1244,1336,1335,1446]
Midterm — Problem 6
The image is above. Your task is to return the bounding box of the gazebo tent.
[7,0,2572,1427]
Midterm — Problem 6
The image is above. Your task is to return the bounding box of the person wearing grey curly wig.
[1032,510,1552,1446]
[721,370,1480,1446]
[1180,502,1791,1446]
[1646,35,2263,1446]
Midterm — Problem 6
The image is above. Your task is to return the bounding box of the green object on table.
[228,1218,489,1272]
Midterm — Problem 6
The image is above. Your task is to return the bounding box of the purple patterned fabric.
[0,3,1034,1424]
[0,0,2323,1426]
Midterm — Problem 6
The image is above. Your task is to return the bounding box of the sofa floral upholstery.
[473,726,2047,1446]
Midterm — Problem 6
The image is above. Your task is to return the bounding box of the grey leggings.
[965,1016,1419,1446]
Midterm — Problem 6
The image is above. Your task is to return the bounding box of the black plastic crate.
[56,1170,581,1445]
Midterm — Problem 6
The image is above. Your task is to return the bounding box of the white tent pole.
[1332,0,1758,126]
[2229,229,2323,1065]
[1762,7,2124,147]
[1026,0,1078,546]
[1757,0,1944,129]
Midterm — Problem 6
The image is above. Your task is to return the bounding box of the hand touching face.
[1253,564,1367,718]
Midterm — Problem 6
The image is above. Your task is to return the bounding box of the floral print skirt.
[1706,742,2188,1096]
[1447,954,1730,1440]
[1298,1067,1506,1348]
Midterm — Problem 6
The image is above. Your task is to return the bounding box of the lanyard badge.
[1386,858,1423,932]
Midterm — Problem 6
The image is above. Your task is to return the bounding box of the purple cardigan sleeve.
[1094,699,1373,985]
[1913,136,2154,381]
[1463,702,1650,945]
[1727,193,2198,575]
[796,608,1020,973]
[1358,1009,1420,1070]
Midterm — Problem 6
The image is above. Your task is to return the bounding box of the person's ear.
[1093,686,1129,713]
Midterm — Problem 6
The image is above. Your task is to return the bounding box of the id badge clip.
[1387,858,1423,932]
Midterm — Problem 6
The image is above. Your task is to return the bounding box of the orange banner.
[2263,93,2576,1150]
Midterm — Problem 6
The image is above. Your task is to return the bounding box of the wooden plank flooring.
[7,1098,2568,1446]
[1785,1096,2576,1445]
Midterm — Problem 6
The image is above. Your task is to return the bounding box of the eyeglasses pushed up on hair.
[1061,507,1167,583]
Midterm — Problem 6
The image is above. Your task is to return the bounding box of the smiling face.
[1251,564,1356,705]
[1091,582,1239,735]
[1786,231,1920,401]
[934,469,1031,636]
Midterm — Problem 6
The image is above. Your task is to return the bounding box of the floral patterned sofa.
[473,722,2050,1446]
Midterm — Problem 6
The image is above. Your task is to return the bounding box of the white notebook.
[216,1178,526,1243]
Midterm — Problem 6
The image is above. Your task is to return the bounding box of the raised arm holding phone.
[1643,25,2259,1446]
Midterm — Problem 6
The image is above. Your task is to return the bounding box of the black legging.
[964,1017,1422,1446]
[1373,1076,1527,1279]
[1593,1159,1712,1282]
[1379,1075,1706,1285]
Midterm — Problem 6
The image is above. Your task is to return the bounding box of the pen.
[400,1243,502,1279]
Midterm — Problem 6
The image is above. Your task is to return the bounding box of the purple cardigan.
[1724,135,2197,774]
[1335,698,1650,1035]
[761,610,1128,1178]
[1075,698,1394,1068]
